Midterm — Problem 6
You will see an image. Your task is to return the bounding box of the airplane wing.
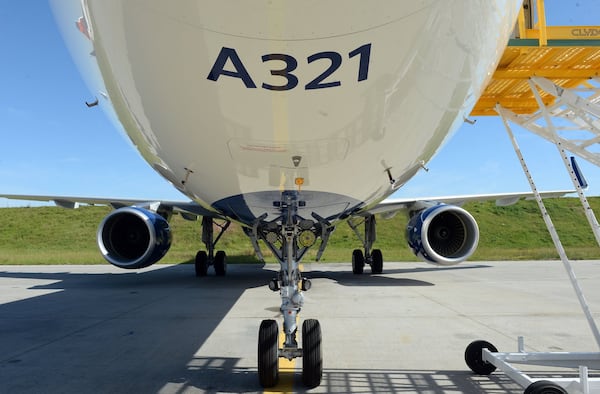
[0,194,219,220]
[1,190,575,220]
[364,190,575,217]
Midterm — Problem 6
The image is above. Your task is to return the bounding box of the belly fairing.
[52,1,521,223]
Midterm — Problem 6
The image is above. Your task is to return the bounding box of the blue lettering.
[349,43,371,82]
[305,51,342,90]
[206,44,371,91]
[207,47,257,88]
[261,54,299,91]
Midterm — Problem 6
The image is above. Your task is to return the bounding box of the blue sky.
[1,1,600,207]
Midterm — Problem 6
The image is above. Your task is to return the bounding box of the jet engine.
[406,204,479,266]
[97,207,172,269]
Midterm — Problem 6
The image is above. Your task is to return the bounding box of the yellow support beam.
[517,8,525,38]
[536,0,547,46]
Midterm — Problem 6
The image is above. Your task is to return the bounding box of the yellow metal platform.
[471,1,600,116]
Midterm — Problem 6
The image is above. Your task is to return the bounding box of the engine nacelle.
[97,207,172,269]
[406,204,479,266]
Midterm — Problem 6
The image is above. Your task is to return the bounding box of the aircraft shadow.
[0,264,270,393]
[304,264,491,287]
[318,367,522,393]
[143,360,526,393]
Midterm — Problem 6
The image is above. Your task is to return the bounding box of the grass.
[1,197,600,265]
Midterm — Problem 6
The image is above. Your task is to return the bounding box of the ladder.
[470,77,600,393]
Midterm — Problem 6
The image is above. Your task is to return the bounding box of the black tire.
[352,249,364,275]
[195,251,208,277]
[214,250,227,276]
[302,319,323,388]
[258,319,279,388]
[371,249,383,274]
[524,380,567,394]
[465,340,498,375]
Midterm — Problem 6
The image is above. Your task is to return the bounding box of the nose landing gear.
[255,192,324,388]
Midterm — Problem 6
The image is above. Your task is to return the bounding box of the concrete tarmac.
[1,261,600,393]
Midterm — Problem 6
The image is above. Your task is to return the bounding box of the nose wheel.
[302,319,323,388]
[258,318,323,388]
[258,319,279,387]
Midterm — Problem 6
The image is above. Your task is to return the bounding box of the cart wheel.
[524,380,567,394]
[465,340,498,375]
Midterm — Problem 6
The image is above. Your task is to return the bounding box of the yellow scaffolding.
[471,0,600,116]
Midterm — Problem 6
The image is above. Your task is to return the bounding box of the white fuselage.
[51,1,521,225]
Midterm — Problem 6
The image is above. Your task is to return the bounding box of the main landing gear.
[348,215,383,274]
[253,191,325,388]
[195,216,231,276]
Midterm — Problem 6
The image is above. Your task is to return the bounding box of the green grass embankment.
[1,197,599,265]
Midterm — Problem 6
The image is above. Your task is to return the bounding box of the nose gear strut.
[256,191,323,388]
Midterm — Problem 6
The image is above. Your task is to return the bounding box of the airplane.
[3,0,575,388]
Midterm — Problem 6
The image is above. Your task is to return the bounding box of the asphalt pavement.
[1,261,600,393]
